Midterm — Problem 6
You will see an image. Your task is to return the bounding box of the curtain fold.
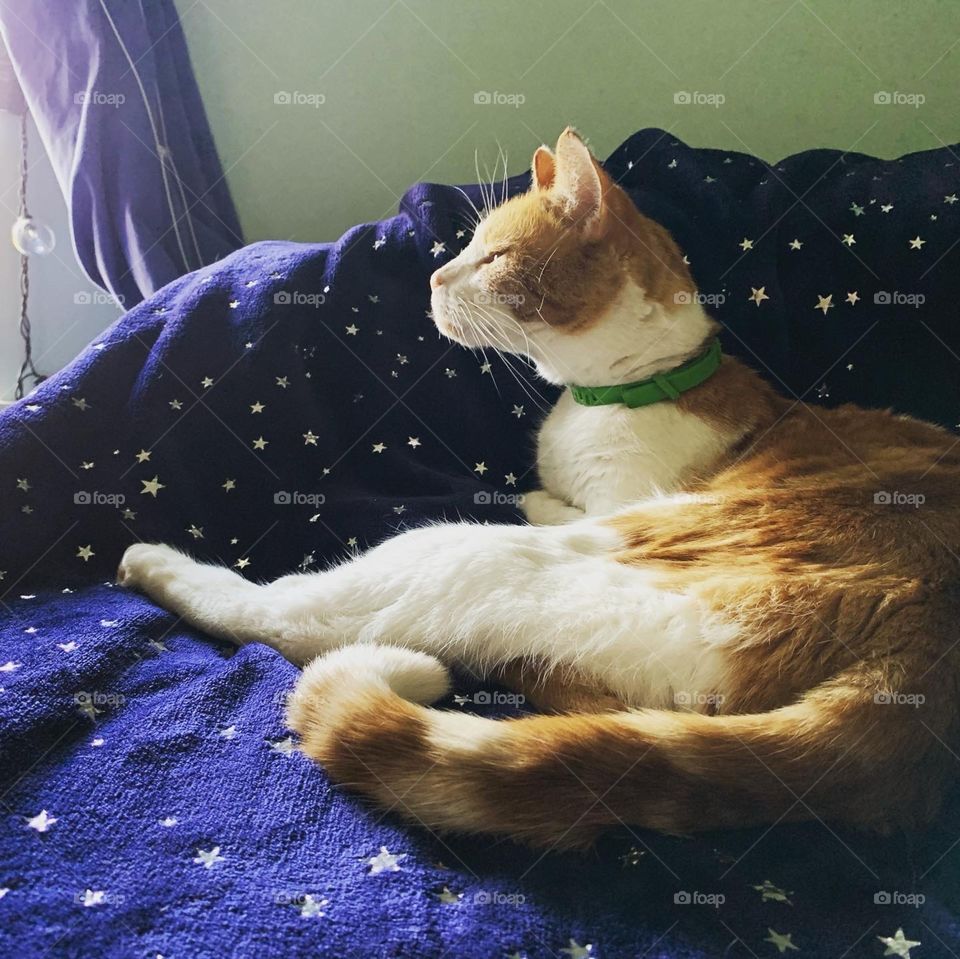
[0,0,243,308]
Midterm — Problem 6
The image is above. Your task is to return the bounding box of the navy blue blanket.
[2,129,959,958]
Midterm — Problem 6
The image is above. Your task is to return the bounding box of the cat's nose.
[430,269,445,290]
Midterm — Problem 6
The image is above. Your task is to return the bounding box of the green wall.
[177,0,960,244]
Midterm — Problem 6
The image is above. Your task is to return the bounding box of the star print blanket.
[2,128,959,958]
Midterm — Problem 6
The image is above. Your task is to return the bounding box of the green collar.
[569,339,722,408]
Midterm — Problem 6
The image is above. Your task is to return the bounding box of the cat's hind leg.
[119,519,722,709]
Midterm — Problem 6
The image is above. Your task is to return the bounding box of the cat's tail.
[287,645,942,848]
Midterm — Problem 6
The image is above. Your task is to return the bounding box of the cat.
[118,127,960,849]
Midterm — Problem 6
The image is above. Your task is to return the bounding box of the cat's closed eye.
[479,250,507,265]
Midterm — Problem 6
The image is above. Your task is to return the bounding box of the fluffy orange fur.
[287,129,960,849]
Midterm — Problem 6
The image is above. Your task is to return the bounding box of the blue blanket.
[3,129,959,958]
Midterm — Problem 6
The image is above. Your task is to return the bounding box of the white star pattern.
[26,810,57,832]
[269,737,297,756]
[299,894,329,918]
[764,929,799,953]
[367,846,405,874]
[193,846,224,869]
[80,889,106,907]
[877,929,921,958]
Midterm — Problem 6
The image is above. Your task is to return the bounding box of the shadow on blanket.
[1,128,959,958]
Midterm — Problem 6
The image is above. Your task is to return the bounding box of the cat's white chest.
[536,392,729,514]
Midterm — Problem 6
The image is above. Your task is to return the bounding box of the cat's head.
[429,127,717,387]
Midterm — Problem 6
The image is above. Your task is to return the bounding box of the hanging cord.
[15,112,42,400]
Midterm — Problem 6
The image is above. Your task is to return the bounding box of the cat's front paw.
[116,543,186,591]
[522,490,586,526]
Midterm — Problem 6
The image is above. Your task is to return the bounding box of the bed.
[2,128,958,958]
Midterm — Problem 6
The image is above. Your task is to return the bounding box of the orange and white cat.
[119,128,960,848]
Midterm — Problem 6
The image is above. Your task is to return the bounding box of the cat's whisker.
[536,245,559,284]
[473,149,489,217]
[467,305,551,412]
[479,301,568,387]
[452,186,482,230]
[495,140,510,205]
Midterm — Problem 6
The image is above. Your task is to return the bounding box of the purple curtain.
[0,0,243,309]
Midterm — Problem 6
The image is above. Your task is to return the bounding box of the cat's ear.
[553,127,605,239]
[531,145,555,190]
